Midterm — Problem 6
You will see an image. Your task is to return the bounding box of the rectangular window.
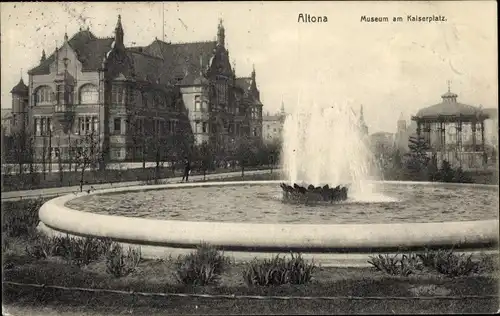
[194,95,201,111]
[47,118,53,133]
[40,118,46,136]
[160,120,165,134]
[166,120,171,133]
[171,120,177,133]
[202,122,207,133]
[79,117,85,135]
[142,92,148,108]
[85,117,91,133]
[201,101,208,112]
[34,118,40,136]
[56,85,64,105]
[93,117,99,133]
[112,85,125,105]
[128,87,135,105]
[114,118,121,134]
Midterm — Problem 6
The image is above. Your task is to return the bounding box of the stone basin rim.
[38,180,499,250]
[54,180,499,229]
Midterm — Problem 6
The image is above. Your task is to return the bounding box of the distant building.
[394,112,417,153]
[370,132,395,150]
[262,101,285,144]
[482,107,498,149]
[1,108,13,136]
[17,16,264,164]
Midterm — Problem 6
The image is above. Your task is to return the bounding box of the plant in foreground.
[174,243,231,286]
[243,253,317,286]
[367,253,421,276]
[25,234,61,259]
[58,236,113,266]
[106,243,142,278]
[26,234,114,265]
[418,248,479,277]
[2,199,44,238]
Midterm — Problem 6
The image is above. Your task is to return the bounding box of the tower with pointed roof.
[217,18,225,47]
[40,50,46,63]
[10,77,29,134]
[114,14,124,47]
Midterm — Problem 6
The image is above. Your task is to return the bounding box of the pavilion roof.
[413,89,489,121]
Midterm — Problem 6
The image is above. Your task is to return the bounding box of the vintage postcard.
[1,1,498,315]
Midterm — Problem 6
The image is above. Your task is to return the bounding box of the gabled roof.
[28,30,114,75]
[10,78,29,96]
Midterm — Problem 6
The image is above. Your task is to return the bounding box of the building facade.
[262,102,285,144]
[19,16,264,164]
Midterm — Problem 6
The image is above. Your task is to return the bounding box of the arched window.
[79,84,99,104]
[35,86,53,105]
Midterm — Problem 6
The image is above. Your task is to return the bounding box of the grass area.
[2,192,499,315]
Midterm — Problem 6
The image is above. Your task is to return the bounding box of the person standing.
[182,157,191,182]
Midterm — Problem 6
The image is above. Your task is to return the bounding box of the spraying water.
[281,100,384,200]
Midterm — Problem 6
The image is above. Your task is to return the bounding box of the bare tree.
[8,129,33,175]
[55,137,64,186]
[71,130,101,192]
[235,136,257,177]
[194,141,215,181]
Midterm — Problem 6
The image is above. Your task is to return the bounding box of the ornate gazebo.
[411,84,490,169]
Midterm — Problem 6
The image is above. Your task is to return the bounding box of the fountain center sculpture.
[279,100,375,203]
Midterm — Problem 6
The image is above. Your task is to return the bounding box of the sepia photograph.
[1,1,498,315]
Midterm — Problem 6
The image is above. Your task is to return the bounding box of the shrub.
[243,253,316,286]
[418,248,479,277]
[105,243,142,278]
[2,199,44,238]
[25,234,61,259]
[54,235,113,266]
[367,253,421,276]
[174,243,231,286]
[1,232,10,253]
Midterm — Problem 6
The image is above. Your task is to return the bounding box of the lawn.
[2,176,498,315]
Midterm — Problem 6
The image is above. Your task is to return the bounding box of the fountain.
[279,101,375,203]
[36,99,498,266]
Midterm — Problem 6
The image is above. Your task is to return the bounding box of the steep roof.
[235,77,252,91]
[126,50,165,83]
[140,40,217,86]
[28,30,114,75]
[10,78,29,96]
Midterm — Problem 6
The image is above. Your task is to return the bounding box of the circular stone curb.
[38,180,499,262]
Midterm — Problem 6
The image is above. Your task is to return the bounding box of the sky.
[1,1,497,133]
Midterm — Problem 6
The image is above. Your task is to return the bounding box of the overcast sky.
[1,1,497,133]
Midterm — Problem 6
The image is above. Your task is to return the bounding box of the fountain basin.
[37,181,499,265]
